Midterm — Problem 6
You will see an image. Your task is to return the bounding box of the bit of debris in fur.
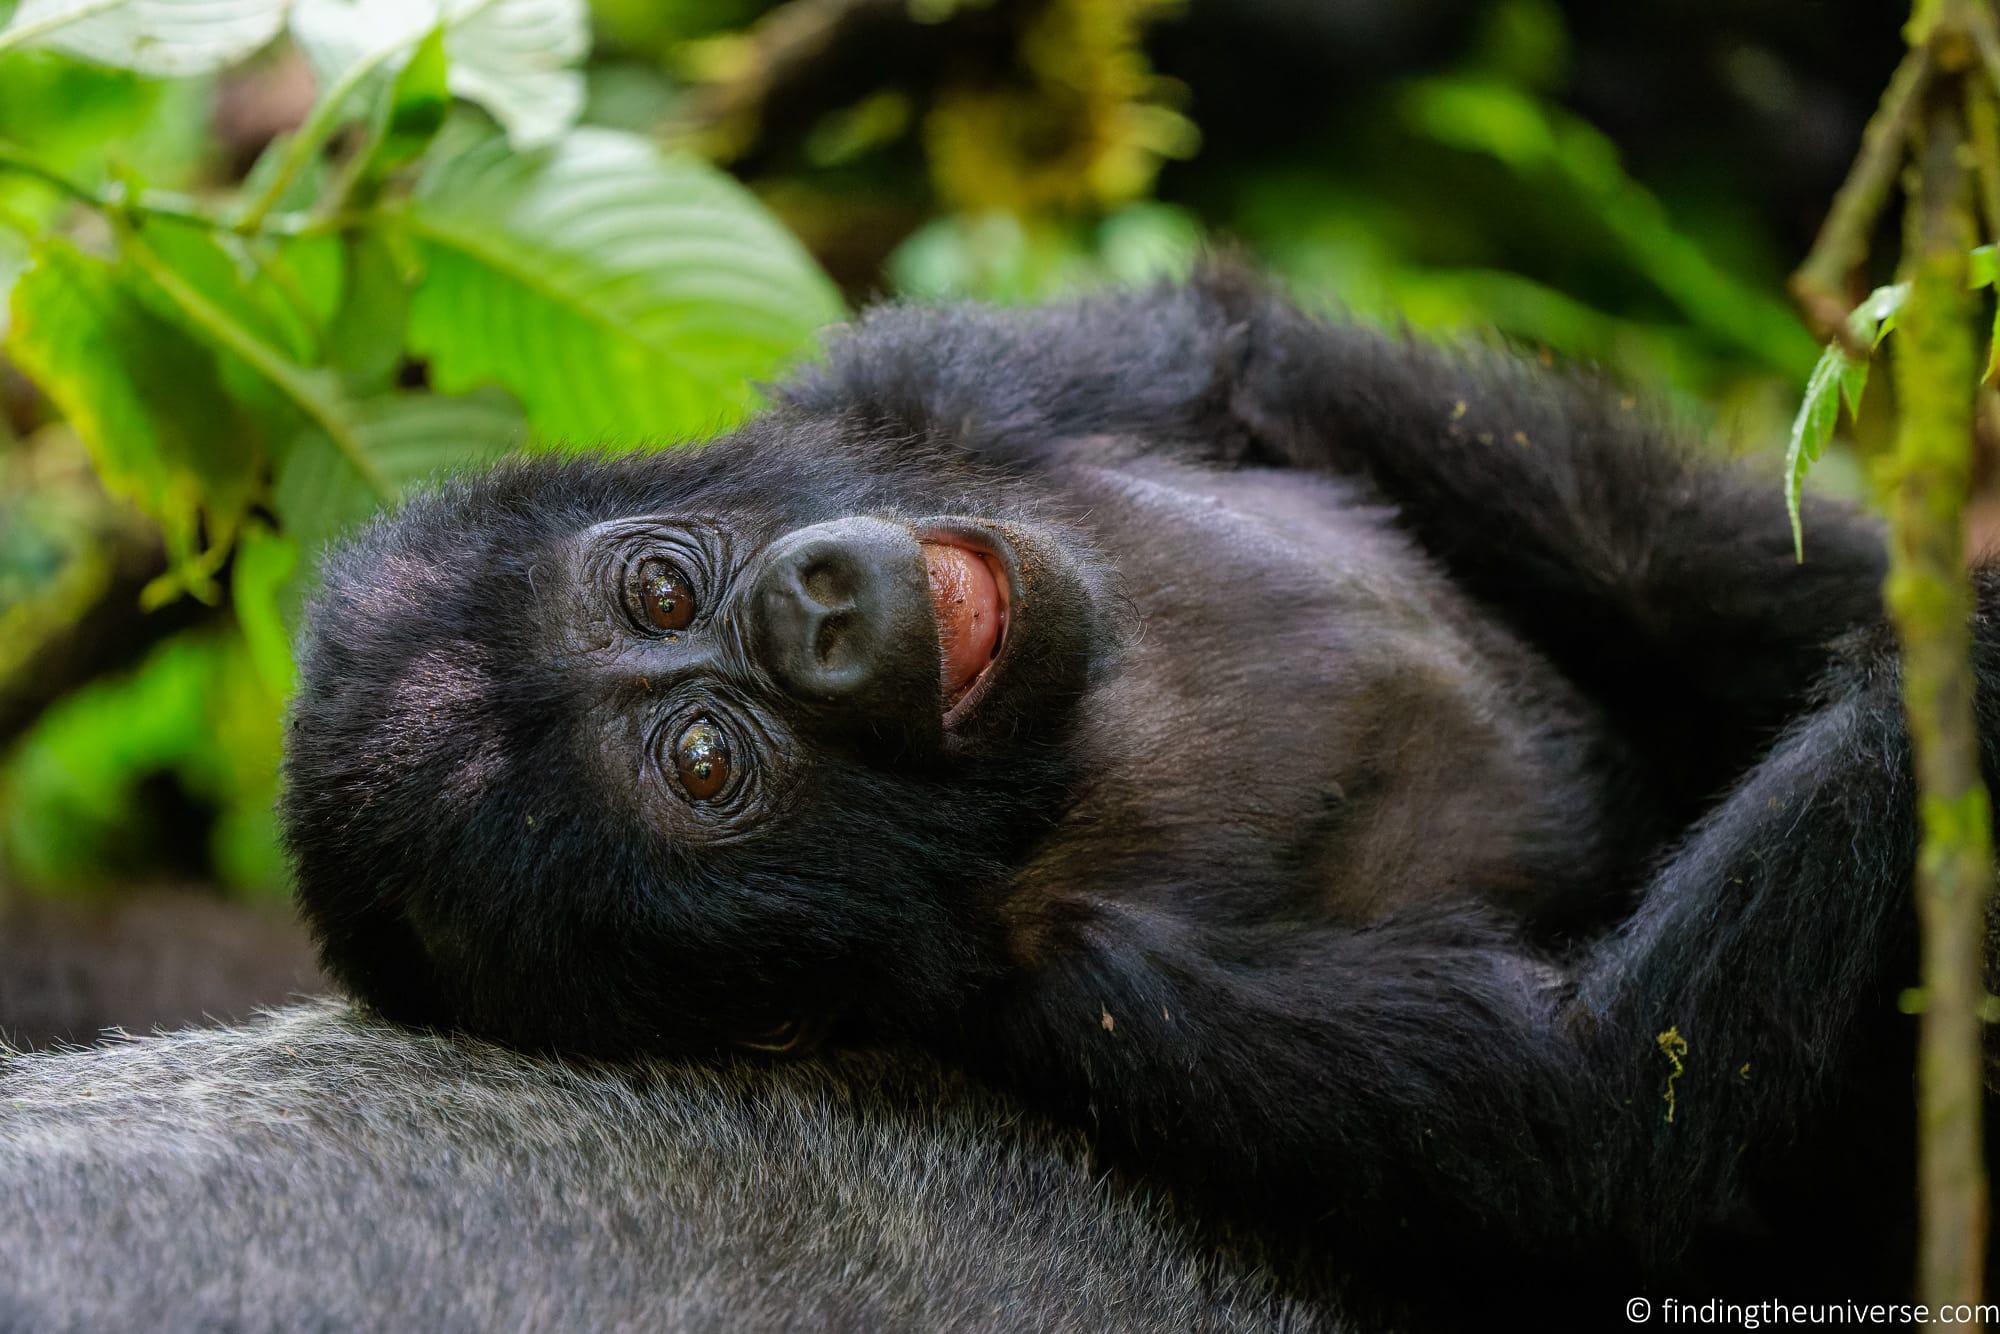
[1657,1027,1689,1124]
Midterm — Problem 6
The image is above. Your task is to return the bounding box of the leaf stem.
[236,40,408,235]
[0,140,345,236]
[1791,46,1931,346]
[116,218,394,505]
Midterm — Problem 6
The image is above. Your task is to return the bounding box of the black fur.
[284,269,1969,1299]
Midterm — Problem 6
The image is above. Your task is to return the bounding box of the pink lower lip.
[920,540,1007,708]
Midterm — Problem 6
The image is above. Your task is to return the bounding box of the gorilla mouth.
[920,535,1011,722]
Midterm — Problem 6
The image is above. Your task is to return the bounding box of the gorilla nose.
[750,517,938,726]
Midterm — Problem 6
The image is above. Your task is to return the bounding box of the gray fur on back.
[0,1002,1339,1333]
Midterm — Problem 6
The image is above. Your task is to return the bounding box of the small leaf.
[1837,354,1869,421]
[372,25,450,176]
[396,126,843,444]
[1785,342,1848,562]
[1850,282,1908,348]
[0,0,287,76]
[1988,299,2000,387]
[1973,244,1997,290]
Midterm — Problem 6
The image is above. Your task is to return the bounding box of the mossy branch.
[1887,77,1993,1316]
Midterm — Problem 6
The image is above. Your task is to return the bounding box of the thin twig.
[1791,47,1931,347]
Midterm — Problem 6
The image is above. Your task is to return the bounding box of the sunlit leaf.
[395,126,843,443]
[5,240,258,585]
[1849,282,1907,347]
[1785,343,1848,562]
[442,0,586,149]
[288,0,431,86]
[0,0,286,76]
[289,0,586,149]
[1972,244,1997,290]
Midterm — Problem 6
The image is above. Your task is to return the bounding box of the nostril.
[801,557,847,608]
[813,609,852,668]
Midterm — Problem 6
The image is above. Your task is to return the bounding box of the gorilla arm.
[973,626,1924,1281]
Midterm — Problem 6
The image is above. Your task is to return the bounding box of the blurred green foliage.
[0,0,1876,898]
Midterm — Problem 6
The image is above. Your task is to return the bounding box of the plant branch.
[0,140,346,237]
[1887,79,1994,1317]
[236,42,406,236]
[1792,47,1931,347]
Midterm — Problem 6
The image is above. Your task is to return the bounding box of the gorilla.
[0,1002,1348,1332]
[282,266,1967,1296]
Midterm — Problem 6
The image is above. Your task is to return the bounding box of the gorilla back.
[285,270,1960,1289]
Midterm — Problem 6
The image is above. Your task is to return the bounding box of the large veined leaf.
[442,0,585,148]
[275,387,526,564]
[397,127,844,445]
[289,0,585,148]
[288,0,432,84]
[6,240,258,579]
[0,0,287,76]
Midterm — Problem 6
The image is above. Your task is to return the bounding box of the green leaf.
[239,129,333,216]
[130,218,322,362]
[232,521,300,699]
[372,24,450,176]
[0,0,287,76]
[1973,245,1997,290]
[288,0,432,87]
[1849,282,1907,348]
[326,230,410,392]
[1837,354,1869,421]
[441,0,587,149]
[275,387,526,565]
[5,239,258,586]
[1989,298,2000,387]
[395,126,843,444]
[289,0,586,150]
[1785,342,1848,562]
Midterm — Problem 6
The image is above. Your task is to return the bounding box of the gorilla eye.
[673,719,731,801]
[638,561,696,632]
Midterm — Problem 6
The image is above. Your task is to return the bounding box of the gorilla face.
[568,508,1097,836]
[284,420,1122,1056]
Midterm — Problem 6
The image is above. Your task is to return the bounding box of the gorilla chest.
[1038,460,1600,918]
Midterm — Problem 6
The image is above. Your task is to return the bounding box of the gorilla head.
[283,408,1132,1055]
